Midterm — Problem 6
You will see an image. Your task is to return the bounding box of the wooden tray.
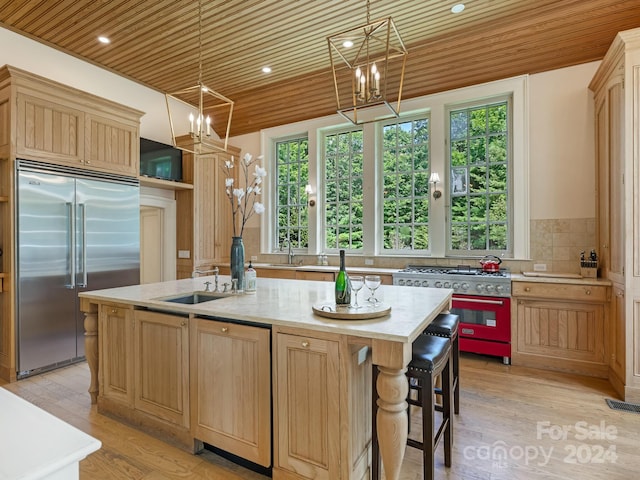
[312,302,391,320]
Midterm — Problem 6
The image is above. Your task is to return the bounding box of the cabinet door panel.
[16,92,84,164]
[85,113,138,175]
[275,332,340,479]
[191,318,271,467]
[610,284,625,379]
[607,81,624,276]
[99,304,133,405]
[134,310,189,427]
[517,300,605,363]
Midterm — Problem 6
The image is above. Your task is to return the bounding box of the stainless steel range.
[393,265,512,364]
[393,265,511,297]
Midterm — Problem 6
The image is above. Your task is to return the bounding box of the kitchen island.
[79,276,452,480]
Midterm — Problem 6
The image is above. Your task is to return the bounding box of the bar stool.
[372,334,453,480]
[424,313,460,414]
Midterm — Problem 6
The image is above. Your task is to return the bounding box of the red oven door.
[451,294,511,343]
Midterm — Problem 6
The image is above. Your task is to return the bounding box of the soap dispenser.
[245,261,257,293]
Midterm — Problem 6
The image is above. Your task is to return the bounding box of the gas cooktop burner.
[393,264,511,297]
[399,265,510,277]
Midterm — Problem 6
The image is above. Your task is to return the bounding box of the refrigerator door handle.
[79,203,88,288]
[66,202,75,289]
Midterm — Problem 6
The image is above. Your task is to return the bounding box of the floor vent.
[606,398,640,414]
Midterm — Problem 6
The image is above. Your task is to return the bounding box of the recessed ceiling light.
[451,3,465,14]
[262,66,272,74]
[97,36,110,44]
[342,40,354,48]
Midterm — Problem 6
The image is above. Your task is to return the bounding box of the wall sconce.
[305,184,316,207]
[429,172,442,199]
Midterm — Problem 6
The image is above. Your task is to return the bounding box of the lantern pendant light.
[165,0,234,153]
[327,0,408,125]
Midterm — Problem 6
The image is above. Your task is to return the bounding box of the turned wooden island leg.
[372,337,412,480]
[376,365,409,480]
[83,310,99,404]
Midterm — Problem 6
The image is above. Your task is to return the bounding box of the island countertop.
[79,275,452,480]
[79,275,453,344]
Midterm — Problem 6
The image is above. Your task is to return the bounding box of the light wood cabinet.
[84,112,139,175]
[134,310,190,429]
[16,91,84,165]
[512,281,610,378]
[176,144,241,279]
[589,27,640,401]
[609,283,626,390]
[9,66,142,176]
[190,318,271,467]
[98,306,193,450]
[99,303,134,406]
[296,270,334,281]
[0,84,12,380]
[273,328,371,480]
[274,331,341,479]
[255,267,296,279]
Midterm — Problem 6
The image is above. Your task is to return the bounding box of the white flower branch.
[223,153,266,237]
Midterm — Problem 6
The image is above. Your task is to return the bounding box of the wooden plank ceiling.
[2,0,640,137]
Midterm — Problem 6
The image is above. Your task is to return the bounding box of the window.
[448,99,511,253]
[263,76,526,258]
[275,137,309,249]
[323,128,363,250]
[382,117,430,252]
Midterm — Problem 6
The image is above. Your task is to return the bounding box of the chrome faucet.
[192,267,219,292]
[280,237,295,265]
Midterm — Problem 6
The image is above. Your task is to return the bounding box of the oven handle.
[454,297,505,306]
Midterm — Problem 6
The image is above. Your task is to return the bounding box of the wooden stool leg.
[453,335,460,415]
[422,371,436,480]
[443,357,453,467]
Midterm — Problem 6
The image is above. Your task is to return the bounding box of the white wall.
[528,61,599,220]
[1,26,599,225]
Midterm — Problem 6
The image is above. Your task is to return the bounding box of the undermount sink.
[156,291,231,304]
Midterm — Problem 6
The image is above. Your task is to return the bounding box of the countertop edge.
[511,273,612,286]
[79,277,452,344]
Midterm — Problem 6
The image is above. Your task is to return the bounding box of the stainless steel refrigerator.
[16,159,140,378]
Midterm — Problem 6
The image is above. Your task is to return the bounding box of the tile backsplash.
[529,218,596,274]
[245,218,596,274]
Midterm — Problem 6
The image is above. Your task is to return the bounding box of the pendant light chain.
[198,0,203,85]
[366,0,370,23]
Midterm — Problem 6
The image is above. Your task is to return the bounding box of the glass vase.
[230,236,245,292]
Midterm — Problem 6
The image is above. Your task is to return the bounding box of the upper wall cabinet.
[16,91,84,165]
[2,65,143,176]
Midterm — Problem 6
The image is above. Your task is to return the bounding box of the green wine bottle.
[335,249,351,305]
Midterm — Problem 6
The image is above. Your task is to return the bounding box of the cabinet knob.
[585,289,591,296]
[221,327,229,333]
[181,321,186,327]
[617,290,624,297]
[524,287,531,292]
[301,341,310,348]
[111,309,117,314]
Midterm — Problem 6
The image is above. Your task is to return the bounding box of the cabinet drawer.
[512,282,609,303]
[296,270,334,281]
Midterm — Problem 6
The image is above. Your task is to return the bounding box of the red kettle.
[479,255,502,272]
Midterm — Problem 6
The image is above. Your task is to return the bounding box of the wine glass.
[365,275,382,305]
[350,276,364,309]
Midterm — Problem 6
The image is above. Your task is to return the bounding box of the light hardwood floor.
[2,353,639,479]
